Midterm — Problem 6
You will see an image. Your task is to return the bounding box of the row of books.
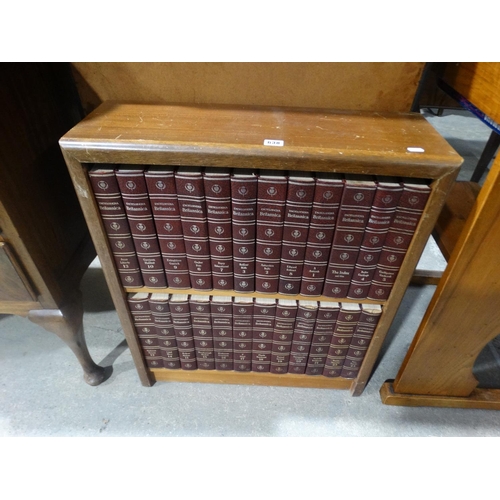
[128,293,382,378]
[89,165,431,301]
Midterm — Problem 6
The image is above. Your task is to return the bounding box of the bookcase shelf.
[60,102,462,396]
[123,287,386,305]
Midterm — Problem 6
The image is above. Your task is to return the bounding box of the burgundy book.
[323,175,377,299]
[233,297,254,372]
[231,169,258,293]
[169,294,197,370]
[115,167,167,288]
[128,292,156,344]
[252,298,277,372]
[323,303,361,377]
[278,172,315,295]
[300,173,344,296]
[367,179,431,301]
[203,168,234,290]
[148,293,181,369]
[189,295,215,370]
[340,304,382,379]
[305,301,340,375]
[88,168,143,287]
[288,300,318,374]
[174,167,212,290]
[347,177,403,300]
[127,292,151,314]
[144,166,191,289]
[255,170,288,293]
[270,299,297,374]
[127,293,163,369]
[210,296,233,371]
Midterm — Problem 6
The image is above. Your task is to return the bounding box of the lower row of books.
[128,293,382,378]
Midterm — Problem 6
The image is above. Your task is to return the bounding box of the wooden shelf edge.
[124,287,387,305]
[380,381,500,410]
[151,368,353,390]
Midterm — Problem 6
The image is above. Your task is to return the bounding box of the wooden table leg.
[28,290,110,386]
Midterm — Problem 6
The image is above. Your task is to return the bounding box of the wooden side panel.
[71,62,424,115]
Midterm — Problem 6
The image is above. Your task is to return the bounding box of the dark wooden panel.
[0,63,94,305]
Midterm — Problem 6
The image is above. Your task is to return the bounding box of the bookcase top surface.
[60,102,463,175]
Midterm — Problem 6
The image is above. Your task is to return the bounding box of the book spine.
[367,182,431,301]
[232,298,254,372]
[231,170,258,293]
[270,300,298,374]
[169,295,197,370]
[323,303,362,377]
[189,296,215,370]
[252,299,277,372]
[340,305,382,379]
[323,178,377,299]
[127,294,163,369]
[148,294,181,369]
[88,168,143,287]
[255,171,288,293]
[145,167,191,289]
[174,168,212,290]
[278,174,315,295]
[288,301,318,374]
[300,175,344,296]
[347,179,403,299]
[305,302,340,375]
[203,169,234,291]
[210,297,233,371]
[116,168,167,288]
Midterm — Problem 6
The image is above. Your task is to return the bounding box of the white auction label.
[264,139,284,147]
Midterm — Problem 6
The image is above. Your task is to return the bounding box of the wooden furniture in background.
[0,63,106,385]
[70,62,425,115]
[415,62,500,183]
[381,62,500,409]
[381,154,500,409]
[59,102,461,395]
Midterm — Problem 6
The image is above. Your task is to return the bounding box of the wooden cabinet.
[0,63,106,385]
[60,102,462,395]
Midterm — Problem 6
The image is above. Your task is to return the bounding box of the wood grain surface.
[393,154,500,397]
[381,381,500,410]
[61,102,462,177]
[71,62,424,115]
[151,367,353,389]
[443,62,500,123]
[60,102,462,392]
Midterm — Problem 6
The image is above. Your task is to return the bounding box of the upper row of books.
[88,166,431,301]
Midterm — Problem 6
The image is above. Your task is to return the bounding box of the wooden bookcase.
[59,102,462,396]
